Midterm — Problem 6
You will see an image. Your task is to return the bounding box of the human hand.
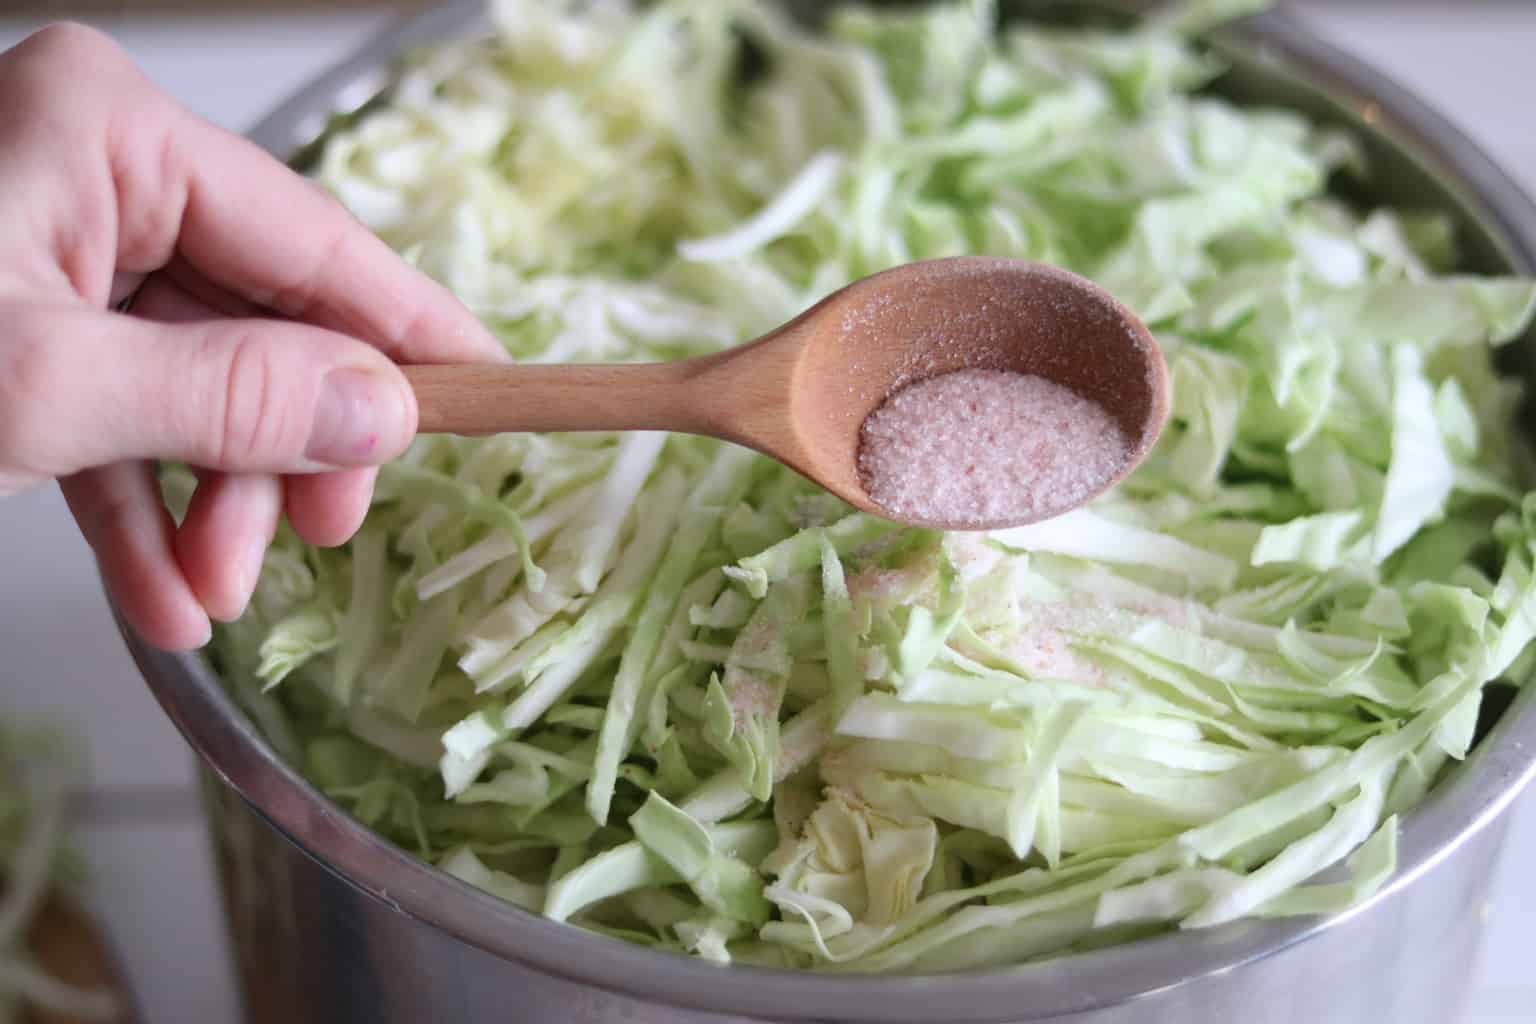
[0,25,508,651]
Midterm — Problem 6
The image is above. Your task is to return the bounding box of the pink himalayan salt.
[857,369,1130,526]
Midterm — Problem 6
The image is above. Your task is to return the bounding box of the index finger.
[107,53,508,366]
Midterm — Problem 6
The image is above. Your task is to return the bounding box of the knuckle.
[381,299,431,364]
[17,22,125,73]
[111,125,187,272]
[201,330,297,468]
[3,25,143,128]
[266,228,354,320]
[0,25,140,149]
[0,317,60,462]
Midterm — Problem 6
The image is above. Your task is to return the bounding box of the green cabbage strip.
[204,0,1536,972]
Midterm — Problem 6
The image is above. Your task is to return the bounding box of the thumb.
[8,306,419,477]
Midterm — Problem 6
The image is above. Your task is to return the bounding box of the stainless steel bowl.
[118,3,1536,1022]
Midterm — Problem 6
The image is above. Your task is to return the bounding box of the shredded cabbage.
[201,0,1536,972]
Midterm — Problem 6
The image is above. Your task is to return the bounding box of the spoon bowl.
[404,257,1169,530]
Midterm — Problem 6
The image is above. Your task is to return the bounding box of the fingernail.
[307,368,406,466]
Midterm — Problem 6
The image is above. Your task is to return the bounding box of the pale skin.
[0,24,511,651]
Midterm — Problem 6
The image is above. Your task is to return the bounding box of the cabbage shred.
[202,0,1536,971]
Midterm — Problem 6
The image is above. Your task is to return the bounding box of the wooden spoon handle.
[403,362,713,437]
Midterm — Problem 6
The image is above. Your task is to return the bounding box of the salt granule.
[857,369,1131,525]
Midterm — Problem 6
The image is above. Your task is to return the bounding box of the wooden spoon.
[404,256,1169,530]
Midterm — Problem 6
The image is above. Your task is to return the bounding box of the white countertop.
[0,4,1533,1022]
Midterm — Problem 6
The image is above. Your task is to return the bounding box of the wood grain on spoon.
[404,257,1169,531]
